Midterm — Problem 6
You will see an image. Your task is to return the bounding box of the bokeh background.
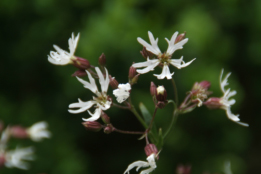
[0,0,260,173]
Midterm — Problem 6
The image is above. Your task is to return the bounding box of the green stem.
[163,109,179,139]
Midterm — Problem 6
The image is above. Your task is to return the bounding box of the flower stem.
[163,109,179,139]
[113,127,144,135]
[112,103,130,110]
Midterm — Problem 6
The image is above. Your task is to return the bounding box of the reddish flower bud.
[129,66,137,80]
[204,97,223,109]
[150,82,157,97]
[71,69,87,77]
[156,86,167,102]
[9,126,28,139]
[109,76,119,89]
[190,81,212,107]
[0,121,3,132]
[175,32,186,44]
[101,112,110,124]
[82,121,103,132]
[144,144,159,160]
[0,154,5,168]
[72,57,90,70]
[98,53,106,66]
[140,47,154,59]
[176,164,191,174]
[104,126,113,134]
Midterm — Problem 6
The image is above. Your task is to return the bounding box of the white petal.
[132,58,159,74]
[82,108,102,121]
[147,154,157,169]
[140,167,156,174]
[97,100,112,110]
[153,63,174,79]
[68,99,95,114]
[68,32,80,56]
[27,121,51,142]
[124,161,149,174]
[76,71,98,94]
[226,108,240,122]
[220,69,231,93]
[47,46,71,65]
[169,56,196,69]
[5,146,34,170]
[95,67,110,93]
[137,31,161,55]
[165,31,189,55]
[113,83,131,103]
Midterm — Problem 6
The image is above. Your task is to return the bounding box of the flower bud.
[175,32,186,44]
[98,53,106,66]
[150,82,157,97]
[192,81,211,91]
[144,144,159,160]
[0,154,5,168]
[0,121,3,132]
[9,126,28,139]
[140,47,154,59]
[101,112,110,124]
[190,81,212,107]
[72,57,90,70]
[82,121,103,132]
[156,86,167,102]
[109,76,119,89]
[104,126,113,134]
[204,97,223,109]
[129,66,137,80]
[176,164,191,174]
[71,69,87,77]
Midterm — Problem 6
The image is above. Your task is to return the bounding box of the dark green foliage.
[0,0,259,173]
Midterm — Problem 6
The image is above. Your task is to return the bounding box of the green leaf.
[139,102,158,143]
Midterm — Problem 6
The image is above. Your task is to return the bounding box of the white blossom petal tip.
[26,121,51,142]
[124,154,157,174]
[153,63,174,80]
[48,32,80,65]
[219,69,249,127]
[137,31,161,55]
[5,147,35,170]
[113,83,131,103]
[82,108,102,122]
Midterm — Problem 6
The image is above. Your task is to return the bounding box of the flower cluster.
[0,121,51,170]
[47,31,248,174]
[132,31,196,79]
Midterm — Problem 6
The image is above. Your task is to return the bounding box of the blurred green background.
[0,0,260,173]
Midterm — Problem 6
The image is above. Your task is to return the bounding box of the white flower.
[26,121,51,142]
[48,32,80,65]
[5,146,34,170]
[219,69,249,127]
[124,154,157,174]
[68,67,112,121]
[113,83,131,103]
[132,31,196,79]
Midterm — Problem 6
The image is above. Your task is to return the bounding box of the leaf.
[139,103,158,143]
